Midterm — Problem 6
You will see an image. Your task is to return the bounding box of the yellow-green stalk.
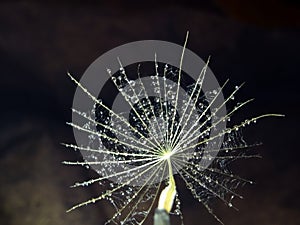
[158,154,176,213]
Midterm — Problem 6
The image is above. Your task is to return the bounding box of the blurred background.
[0,0,299,225]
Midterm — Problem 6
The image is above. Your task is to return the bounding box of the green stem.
[154,209,170,225]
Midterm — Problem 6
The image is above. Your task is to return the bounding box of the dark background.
[0,1,299,225]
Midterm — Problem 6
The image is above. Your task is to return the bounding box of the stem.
[154,209,170,225]
[156,158,176,225]
[158,159,176,212]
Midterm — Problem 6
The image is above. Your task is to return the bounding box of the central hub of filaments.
[162,149,173,160]
[161,144,173,160]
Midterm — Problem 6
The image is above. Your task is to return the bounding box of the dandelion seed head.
[64,35,283,224]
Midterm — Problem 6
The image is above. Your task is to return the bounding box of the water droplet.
[131,96,139,104]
